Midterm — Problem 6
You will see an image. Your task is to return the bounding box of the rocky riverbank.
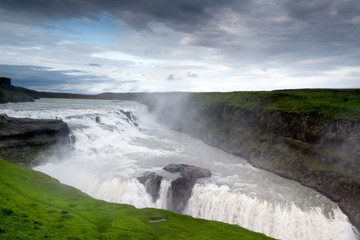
[0,114,69,166]
[147,90,360,231]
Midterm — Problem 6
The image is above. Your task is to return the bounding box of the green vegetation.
[0,88,11,103]
[192,89,360,120]
[0,115,5,127]
[0,159,274,240]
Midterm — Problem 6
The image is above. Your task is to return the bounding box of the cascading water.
[0,98,358,240]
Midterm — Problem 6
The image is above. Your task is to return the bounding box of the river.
[0,98,358,240]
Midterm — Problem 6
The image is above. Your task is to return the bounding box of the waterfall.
[1,98,358,240]
[185,183,357,240]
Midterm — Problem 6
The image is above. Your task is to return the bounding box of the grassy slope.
[0,88,11,103]
[192,89,360,121]
[0,159,274,240]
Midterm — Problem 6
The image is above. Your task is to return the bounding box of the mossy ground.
[192,89,360,120]
[0,159,274,240]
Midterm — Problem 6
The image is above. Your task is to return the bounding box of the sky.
[0,0,359,94]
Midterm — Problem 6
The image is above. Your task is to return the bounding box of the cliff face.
[0,77,37,103]
[149,90,360,230]
[0,114,70,166]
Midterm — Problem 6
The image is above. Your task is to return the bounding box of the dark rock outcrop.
[137,172,163,202]
[138,164,212,213]
[0,77,11,87]
[0,114,69,166]
[167,176,196,213]
[163,164,212,179]
[0,77,37,103]
[163,164,211,213]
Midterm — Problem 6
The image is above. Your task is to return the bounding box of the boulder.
[163,164,212,179]
[138,164,212,213]
[164,164,211,213]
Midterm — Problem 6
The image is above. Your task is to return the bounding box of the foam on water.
[0,98,358,240]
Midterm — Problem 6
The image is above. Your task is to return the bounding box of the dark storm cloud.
[175,0,360,70]
[0,0,250,32]
[1,0,360,78]
[1,0,358,50]
[284,0,360,24]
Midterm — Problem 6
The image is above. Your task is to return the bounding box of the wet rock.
[167,176,196,213]
[164,164,211,213]
[163,164,212,179]
[95,116,101,123]
[0,115,69,166]
[120,110,138,127]
[138,165,211,213]
[137,172,163,202]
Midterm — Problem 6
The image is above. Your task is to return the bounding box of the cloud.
[0,0,249,32]
[89,63,101,67]
[187,72,198,78]
[167,74,175,82]
[1,1,359,65]
[0,64,137,93]
[1,0,359,93]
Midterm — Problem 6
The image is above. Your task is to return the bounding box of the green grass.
[0,88,11,103]
[192,89,360,120]
[0,159,274,240]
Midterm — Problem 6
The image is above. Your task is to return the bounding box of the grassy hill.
[0,159,273,240]
[191,89,360,121]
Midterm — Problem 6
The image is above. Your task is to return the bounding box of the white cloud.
[91,51,164,66]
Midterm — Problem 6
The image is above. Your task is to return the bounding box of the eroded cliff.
[0,114,70,166]
[149,90,360,230]
[0,77,37,103]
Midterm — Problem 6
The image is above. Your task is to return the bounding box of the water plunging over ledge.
[1,98,358,240]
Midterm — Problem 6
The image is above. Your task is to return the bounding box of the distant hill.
[0,77,37,103]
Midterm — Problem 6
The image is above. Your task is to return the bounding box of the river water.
[0,98,358,240]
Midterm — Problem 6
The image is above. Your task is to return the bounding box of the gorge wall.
[0,114,70,167]
[146,90,360,231]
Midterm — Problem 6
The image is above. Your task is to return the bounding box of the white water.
[0,98,358,240]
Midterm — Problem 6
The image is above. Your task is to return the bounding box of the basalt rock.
[163,164,211,213]
[0,114,70,166]
[167,176,196,213]
[137,172,163,202]
[163,164,212,179]
[138,164,212,213]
